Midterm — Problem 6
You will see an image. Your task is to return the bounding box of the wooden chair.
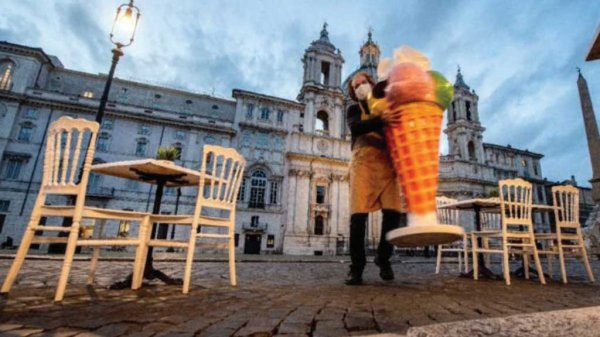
[471,178,546,285]
[143,145,246,293]
[536,185,595,283]
[435,196,468,274]
[479,210,502,266]
[0,117,151,301]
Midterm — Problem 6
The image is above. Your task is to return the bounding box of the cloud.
[1,0,600,185]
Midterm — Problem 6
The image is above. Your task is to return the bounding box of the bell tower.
[444,67,486,163]
[298,23,345,138]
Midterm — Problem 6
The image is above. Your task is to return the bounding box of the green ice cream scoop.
[428,70,454,110]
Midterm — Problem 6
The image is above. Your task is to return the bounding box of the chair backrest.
[196,145,246,214]
[551,185,580,227]
[436,196,459,225]
[480,211,501,231]
[42,116,99,196]
[498,178,533,229]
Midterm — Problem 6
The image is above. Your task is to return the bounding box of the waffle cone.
[385,102,442,215]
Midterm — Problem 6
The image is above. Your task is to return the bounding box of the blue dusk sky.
[1,0,599,186]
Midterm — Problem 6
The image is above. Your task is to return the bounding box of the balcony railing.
[311,203,331,213]
[87,186,115,198]
[242,222,268,232]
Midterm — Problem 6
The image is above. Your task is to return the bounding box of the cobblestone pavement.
[1,257,600,337]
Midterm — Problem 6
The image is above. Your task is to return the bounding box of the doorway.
[244,234,262,254]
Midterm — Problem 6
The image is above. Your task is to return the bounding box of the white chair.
[536,185,595,283]
[479,210,502,267]
[435,196,468,274]
[1,117,151,301]
[472,178,546,285]
[143,145,246,293]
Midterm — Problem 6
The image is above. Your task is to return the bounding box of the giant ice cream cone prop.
[381,47,465,247]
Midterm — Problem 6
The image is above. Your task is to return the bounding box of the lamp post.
[48,1,141,254]
[96,0,140,124]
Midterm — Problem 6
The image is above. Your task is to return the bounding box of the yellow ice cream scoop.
[367,92,389,118]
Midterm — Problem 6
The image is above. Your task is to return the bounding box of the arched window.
[468,141,476,161]
[0,61,15,91]
[315,110,329,135]
[249,170,267,209]
[466,101,472,121]
[451,102,456,121]
[314,215,324,235]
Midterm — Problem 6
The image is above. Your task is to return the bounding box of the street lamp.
[49,1,141,254]
[95,0,141,124]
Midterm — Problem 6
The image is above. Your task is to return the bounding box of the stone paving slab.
[1,258,600,336]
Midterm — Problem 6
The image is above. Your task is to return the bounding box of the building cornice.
[232,89,304,109]
[238,121,288,135]
[483,142,544,159]
[286,152,350,166]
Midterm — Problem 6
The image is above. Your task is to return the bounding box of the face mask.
[355,83,372,101]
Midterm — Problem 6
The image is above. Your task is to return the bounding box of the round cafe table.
[92,159,201,288]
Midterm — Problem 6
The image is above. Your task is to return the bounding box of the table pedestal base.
[387,224,465,247]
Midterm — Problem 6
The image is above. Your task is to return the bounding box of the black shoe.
[345,271,363,285]
[374,256,394,281]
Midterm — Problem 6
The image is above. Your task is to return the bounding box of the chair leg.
[228,234,237,287]
[558,241,567,284]
[580,242,595,283]
[435,245,442,274]
[546,253,553,279]
[182,235,197,294]
[523,246,530,280]
[132,216,150,290]
[503,238,511,286]
[1,227,35,294]
[531,241,546,285]
[54,227,80,302]
[471,234,478,281]
[483,238,490,267]
[87,248,100,285]
[464,237,469,274]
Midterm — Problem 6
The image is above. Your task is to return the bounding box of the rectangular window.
[246,103,254,120]
[24,108,39,120]
[269,181,278,205]
[237,177,247,201]
[235,233,239,247]
[101,119,114,130]
[276,110,284,123]
[316,185,326,204]
[138,125,151,135]
[0,200,9,212]
[267,234,275,248]
[4,159,23,179]
[251,216,259,226]
[135,140,148,156]
[0,214,5,234]
[18,125,33,142]
[260,107,270,120]
[97,133,110,152]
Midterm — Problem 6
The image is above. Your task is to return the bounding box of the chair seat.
[41,205,150,221]
[150,214,230,227]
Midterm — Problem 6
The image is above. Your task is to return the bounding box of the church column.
[295,170,311,234]
[286,170,298,233]
[330,174,340,237]
[459,134,468,161]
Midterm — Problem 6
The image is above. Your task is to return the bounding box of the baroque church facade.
[0,24,550,255]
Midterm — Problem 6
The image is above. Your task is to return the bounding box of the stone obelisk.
[577,69,600,202]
